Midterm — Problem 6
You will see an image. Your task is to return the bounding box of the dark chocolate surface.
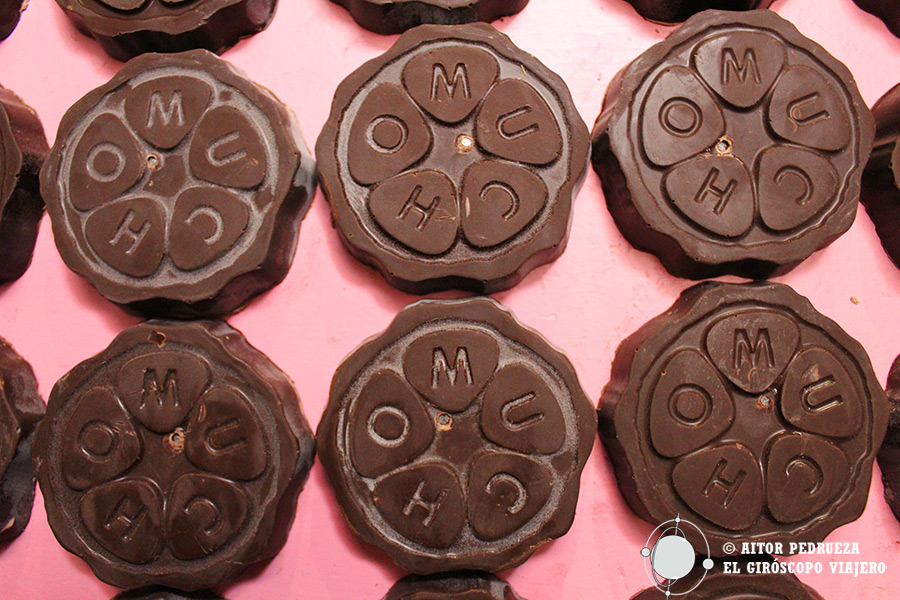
[598,282,888,557]
[0,336,44,543]
[630,569,825,599]
[591,10,873,279]
[384,572,526,599]
[32,320,316,590]
[316,23,590,294]
[860,82,900,270]
[54,0,278,61]
[0,0,24,40]
[623,1,775,24]
[318,297,595,573]
[330,0,529,35]
[41,49,316,318]
[0,84,48,285]
[113,588,224,600]
[854,0,900,38]
[876,353,900,523]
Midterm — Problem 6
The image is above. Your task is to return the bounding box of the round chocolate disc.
[41,50,316,318]
[384,572,526,600]
[592,10,874,279]
[113,588,224,600]
[54,0,278,61]
[316,23,590,294]
[854,0,900,38]
[0,85,48,285]
[599,282,888,557]
[318,298,596,573]
[33,320,316,590]
[0,336,44,543]
[330,0,530,35]
[622,1,775,25]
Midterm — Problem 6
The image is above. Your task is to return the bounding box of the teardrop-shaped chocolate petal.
[475,79,562,165]
[166,473,250,560]
[125,76,212,150]
[169,187,251,271]
[781,346,862,438]
[757,145,838,231]
[693,31,786,108]
[649,349,734,458]
[672,443,764,531]
[461,159,547,248]
[664,155,754,238]
[467,451,551,541]
[640,66,725,167]
[368,170,458,255]
[70,113,145,212]
[765,433,850,523]
[61,388,142,491]
[348,84,432,186]
[85,197,166,278]
[403,46,499,124]
[184,387,267,481]
[189,106,267,190]
[768,66,852,151]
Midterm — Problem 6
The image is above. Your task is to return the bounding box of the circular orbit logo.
[640,515,714,596]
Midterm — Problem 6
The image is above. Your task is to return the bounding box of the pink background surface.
[1,0,900,598]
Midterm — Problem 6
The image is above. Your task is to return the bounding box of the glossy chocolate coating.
[877,353,900,522]
[0,0,25,40]
[32,320,316,590]
[113,588,224,600]
[316,23,590,294]
[854,1,900,38]
[630,570,824,599]
[599,282,887,557]
[860,83,900,269]
[330,0,529,35]
[54,0,277,61]
[384,572,526,599]
[623,1,774,24]
[319,298,595,573]
[0,336,44,543]
[41,50,316,318]
[592,10,873,279]
[0,85,48,285]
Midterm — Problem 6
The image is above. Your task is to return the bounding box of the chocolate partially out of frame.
[877,353,900,523]
[54,0,278,61]
[330,0,529,35]
[592,10,873,280]
[0,84,48,285]
[854,0,900,38]
[630,569,825,599]
[622,1,775,25]
[316,23,589,294]
[33,320,316,591]
[860,83,900,270]
[41,49,316,318]
[384,572,526,599]
[112,588,224,600]
[0,0,25,41]
[318,298,596,574]
[599,282,888,557]
[0,336,44,543]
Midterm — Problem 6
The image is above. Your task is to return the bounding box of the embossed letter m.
[721,48,761,85]
[733,328,774,370]
[147,90,185,128]
[432,347,473,388]
[431,63,470,101]
[141,368,178,408]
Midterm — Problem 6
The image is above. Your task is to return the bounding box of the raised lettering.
[431,63,470,101]
[695,167,738,215]
[432,347,473,388]
[146,90,184,129]
[788,93,830,126]
[722,47,761,84]
[497,106,538,140]
[398,184,440,231]
[733,328,774,370]
[703,459,747,508]
[109,210,151,256]
[403,480,446,527]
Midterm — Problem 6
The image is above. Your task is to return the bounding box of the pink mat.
[1,0,899,598]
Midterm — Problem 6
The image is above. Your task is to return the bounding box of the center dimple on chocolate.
[431,406,481,467]
[456,134,475,154]
[165,427,185,453]
[144,150,187,198]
